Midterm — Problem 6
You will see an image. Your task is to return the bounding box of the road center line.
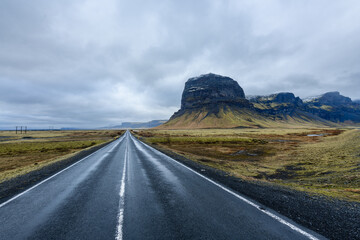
[116,133,128,240]
[131,134,320,240]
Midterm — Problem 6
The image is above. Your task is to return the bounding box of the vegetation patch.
[133,128,360,202]
[0,130,124,182]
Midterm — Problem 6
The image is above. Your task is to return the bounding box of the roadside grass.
[133,128,360,202]
[0,130,124,182]
[270,129,360,201]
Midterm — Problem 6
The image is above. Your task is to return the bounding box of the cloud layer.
[1,0,360,128]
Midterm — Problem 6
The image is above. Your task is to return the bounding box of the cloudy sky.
[1,0,360,128]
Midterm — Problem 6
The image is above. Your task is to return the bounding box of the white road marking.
[130,134,320,240]
[116,132,129,240]
[0,138,123,209]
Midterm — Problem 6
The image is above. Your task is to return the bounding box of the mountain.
[160,73,259,129]
[107,120,167,129]
[303,92,360,122]
[304,91,352,105]
[180,73,249,109]
[250,92,303,115]
[159,74,338,129]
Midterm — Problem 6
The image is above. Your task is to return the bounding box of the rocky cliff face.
[166,73,252,126]
[180,73,249,110]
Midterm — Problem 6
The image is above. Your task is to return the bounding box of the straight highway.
[0,131,325,240]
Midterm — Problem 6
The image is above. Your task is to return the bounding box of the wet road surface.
[0,131,325,240]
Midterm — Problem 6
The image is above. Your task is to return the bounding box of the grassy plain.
[133,127,360,202]
[0,130,124,182]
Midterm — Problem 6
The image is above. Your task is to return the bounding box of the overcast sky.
[1,0,360,128]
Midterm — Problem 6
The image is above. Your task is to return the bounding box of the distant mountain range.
[158,73,360,129]
[106,120,167,129]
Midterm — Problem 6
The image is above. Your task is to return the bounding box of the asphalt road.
[0,131,326,240]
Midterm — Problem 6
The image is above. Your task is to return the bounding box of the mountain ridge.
[159,73,360,129]
[107,120,167,129]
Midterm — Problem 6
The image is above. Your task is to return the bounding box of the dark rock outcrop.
[180,73,249,110]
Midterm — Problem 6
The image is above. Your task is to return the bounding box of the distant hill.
[158,73,359,129]
[302,92,360,122]
[109,120,167,129]
[250,91,360,123]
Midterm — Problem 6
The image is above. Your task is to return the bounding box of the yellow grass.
[158,106,336,129]
[134,128,360,202]
[0,130,124,182]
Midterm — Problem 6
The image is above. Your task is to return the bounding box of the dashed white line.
[130,133,320,240]
[116,132,129,240]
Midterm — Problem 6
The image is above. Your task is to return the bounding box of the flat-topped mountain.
[181,73,249,109]
[158,74,360,129]
[161,74,259,129]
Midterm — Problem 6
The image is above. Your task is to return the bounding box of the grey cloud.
[1,0,360,128]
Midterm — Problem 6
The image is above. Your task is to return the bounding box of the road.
[0,131,325,240]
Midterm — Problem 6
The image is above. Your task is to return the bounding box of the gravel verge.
[0,139,115,203]
[142,140,360,240]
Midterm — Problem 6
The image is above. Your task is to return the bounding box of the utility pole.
[20,126,23,134]
[25,126,27,134]
[16,126,18,134]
